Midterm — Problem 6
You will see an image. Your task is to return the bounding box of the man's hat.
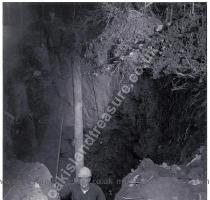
[78,167,92,178]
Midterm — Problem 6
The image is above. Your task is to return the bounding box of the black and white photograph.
[2,2,207,200]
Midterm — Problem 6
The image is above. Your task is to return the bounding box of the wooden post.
[73,53,84,179]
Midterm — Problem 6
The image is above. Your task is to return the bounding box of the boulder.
[3,161,59,200]
[115,156,206,200]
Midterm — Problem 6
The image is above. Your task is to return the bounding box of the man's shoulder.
[90,183,105,199]
[70,183,80,191]
[90,183,103,191]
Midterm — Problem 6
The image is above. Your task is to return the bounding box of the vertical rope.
[91,76,100,120]
[55,104,64,180]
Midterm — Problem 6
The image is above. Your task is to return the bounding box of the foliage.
[84,3,206,199]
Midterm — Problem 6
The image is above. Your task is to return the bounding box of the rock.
[116,177,194,200]
[188,179,203,186]
[141,177,193,200]
[115,155,206,200]
[155,24,164,32]
[187,166,204,180]
[160,162,170,170]
[140,158,155,169]
[3,161,60,200]
[33,70,42,77]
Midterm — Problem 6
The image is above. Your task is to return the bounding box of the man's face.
[79,177,91,189]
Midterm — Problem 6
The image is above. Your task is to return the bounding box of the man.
[70,167,106,200]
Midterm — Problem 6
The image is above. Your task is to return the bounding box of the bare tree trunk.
[192,3,195,16]
[73,53,84,179]
[183,4,185,14]
[165,7,169,24]
[169,5,173,24]
[165,5,173,26]
[189,3,195,17]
